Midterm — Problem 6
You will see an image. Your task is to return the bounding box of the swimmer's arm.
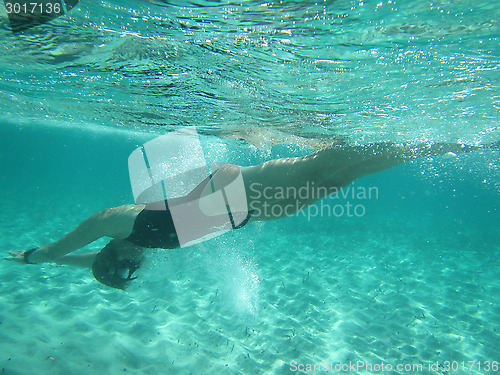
[25,205,142,264]
[54,252,98,268]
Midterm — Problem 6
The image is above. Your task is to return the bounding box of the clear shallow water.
[0,1,499,374]
[1,124,499,375]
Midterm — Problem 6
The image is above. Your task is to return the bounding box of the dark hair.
[92,240,143,290]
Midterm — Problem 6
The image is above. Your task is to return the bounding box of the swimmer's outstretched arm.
[5,205,144,265]
[7,250,98,268]
[53,252,98,268]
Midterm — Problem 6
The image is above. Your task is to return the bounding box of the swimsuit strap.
[229,210,255,230]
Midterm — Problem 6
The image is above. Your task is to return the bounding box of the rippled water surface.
[1,0,498,143]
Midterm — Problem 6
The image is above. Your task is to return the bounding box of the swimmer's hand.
[4,251,28,263]
[4,249,38,264]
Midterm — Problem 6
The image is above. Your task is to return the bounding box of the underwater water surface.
[0,0,499,374]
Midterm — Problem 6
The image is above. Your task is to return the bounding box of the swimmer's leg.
[315,142,475,188]
[241,142,477,220]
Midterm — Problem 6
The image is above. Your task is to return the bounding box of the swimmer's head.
[92,240,144,290]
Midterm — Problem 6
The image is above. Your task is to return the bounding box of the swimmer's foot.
[488,140,500,150]
[463,141,500,153]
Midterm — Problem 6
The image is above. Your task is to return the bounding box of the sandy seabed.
[0,192,499,375]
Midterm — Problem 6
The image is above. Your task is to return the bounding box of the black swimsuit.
[125,203,181,249]
[125,171,253,249]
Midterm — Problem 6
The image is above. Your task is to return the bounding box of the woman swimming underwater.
[5,141,499,289]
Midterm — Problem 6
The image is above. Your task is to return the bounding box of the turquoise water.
[1,0,499,374]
